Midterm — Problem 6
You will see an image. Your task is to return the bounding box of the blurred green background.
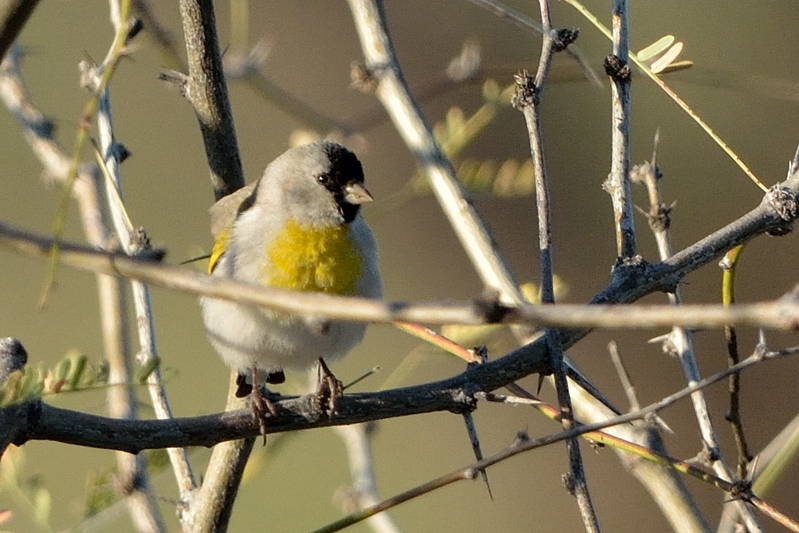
[2,1,799,531]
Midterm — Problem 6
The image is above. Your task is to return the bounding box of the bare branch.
[182,380,254,533]
[512,1,597,528]
[4,333,794,457]
[92,7,198,510]
[3,174,799,332]
[312,346,799,533]
[633,137,761,531]
[333,423,402,533]
[4,340,799,532]
[0,0,40,63]
[6,378,478,452]
[463,0,602,88]
[2,16,168,531]
[603,0,636,260]
[347,0,524,307]
[173,1,255,529]
[175,0,245,200]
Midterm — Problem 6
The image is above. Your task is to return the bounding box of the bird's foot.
[244,366,279,445]
[315,358,343,416]
[250,385,277,445]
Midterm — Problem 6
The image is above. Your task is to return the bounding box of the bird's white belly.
[201,296,365,373]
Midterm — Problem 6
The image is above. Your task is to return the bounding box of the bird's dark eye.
[317,174,330,185]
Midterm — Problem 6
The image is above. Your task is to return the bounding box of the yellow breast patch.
[264,219,362,295]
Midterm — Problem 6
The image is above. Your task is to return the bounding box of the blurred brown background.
[2,1,799,531]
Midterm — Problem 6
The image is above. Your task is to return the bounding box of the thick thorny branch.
[512,1,597,529]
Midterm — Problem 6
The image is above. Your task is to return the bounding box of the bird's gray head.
[257,141,372,226]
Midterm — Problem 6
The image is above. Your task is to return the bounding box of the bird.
[200,141,382,431]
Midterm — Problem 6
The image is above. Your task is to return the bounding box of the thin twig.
[564,0,768,192]
[603,0,636,260]
[525,344,799,466]
[92,1,197,510]
[462,411,492,498]
[393,322,481,363]
[41,3,135,305]
[512,1,597,529]
[1,12,167,527]
[0,0,40,63]
[6,216,799,330]
[633,134,761,531]
[463,0,602,89]
[718,149,799,533]
[0,49,108,244]
[346,0,524,307]
[721,244,751,478]
[333,424,402,533]
[88,4,169,531]
[310,348,799,533]
[97,273,167,533]
[607,341,639,411]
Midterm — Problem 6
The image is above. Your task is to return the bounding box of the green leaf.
[65,353,88,390]
[135,356,160,384]
[636,35,675,62]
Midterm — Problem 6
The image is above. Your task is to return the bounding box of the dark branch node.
[765,184,799,236]
[125,17,144,44]
[727,479,753,502]
[30,116,55,138]
[350,61,384,93]
[705,445,721,463]
[561,472,577,496]
[470,345,488,364]
[603,54,630,82]
[453,387,478,414]
[118,143,131,162]
[127,229,166,262]
[131,227,150,253]
[609,256,671,293]
[473,290,512,323]
[630,161,662,184]
[637,201,673,233]
[78,58,98,92]
[158,70,190,98]
[463,467,479,480]
[511,69,537,109]
[105,141,131,163]
[132,248,166,262]
[612,254,647,271]
[553,28,579,52]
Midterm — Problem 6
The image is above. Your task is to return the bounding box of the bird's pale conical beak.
[344,182,374,205]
